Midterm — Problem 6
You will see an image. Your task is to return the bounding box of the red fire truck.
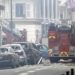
[48,23,75,63]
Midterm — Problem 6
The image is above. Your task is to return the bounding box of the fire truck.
[48,23,75,63]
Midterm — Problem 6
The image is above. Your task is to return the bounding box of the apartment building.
[1,0,60,44]
[2,0,40,42]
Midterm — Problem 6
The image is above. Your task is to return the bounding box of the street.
[0,65,43,75]
[0,63,75,75]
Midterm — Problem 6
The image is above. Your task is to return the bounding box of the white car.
[10,44,27,65]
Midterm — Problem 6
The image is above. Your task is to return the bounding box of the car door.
[30,43,41,63]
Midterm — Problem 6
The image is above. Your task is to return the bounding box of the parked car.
[0,45,19,68]
[14,42,41,65]
[10,44,27,66]
[36,44,48,59]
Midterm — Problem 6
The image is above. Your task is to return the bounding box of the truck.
[48,23,75,63]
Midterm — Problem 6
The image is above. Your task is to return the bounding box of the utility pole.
[0,5,5,46]
[11,0,12,22]
[10,0,13,31]
[0,19,2,46]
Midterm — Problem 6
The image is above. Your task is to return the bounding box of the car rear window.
[0,48,8,53]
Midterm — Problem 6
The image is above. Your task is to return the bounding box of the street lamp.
[10,0,15,31]
[9,0,13,31]
[0,5,5,46]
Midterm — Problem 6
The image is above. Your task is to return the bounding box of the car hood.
[0,52,13,56]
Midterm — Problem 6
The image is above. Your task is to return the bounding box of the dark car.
[14,42,41,65]
[36,44,48,59]
[0,46,19,68]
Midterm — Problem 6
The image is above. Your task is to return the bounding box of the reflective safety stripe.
[60,52,68,56]
[48,36,56,39]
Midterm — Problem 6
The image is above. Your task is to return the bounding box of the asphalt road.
[0,65,44,75]
[0,64,75,75]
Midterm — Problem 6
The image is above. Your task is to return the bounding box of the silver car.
[0,46,19,68]
[10,44,27,66]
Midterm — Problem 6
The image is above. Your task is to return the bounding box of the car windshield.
[32,43,37,49]
[37,45,48,51]
[11,46,20,50]
[0,48,8,53]
[20,43,28,49]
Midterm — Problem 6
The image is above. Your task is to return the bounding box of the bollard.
[66,71,69,75]
[71,68,74,75]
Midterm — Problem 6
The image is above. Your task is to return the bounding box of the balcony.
[4,18,43,25]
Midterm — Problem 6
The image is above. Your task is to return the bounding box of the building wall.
[2,0,60,43]
[16,24,41,43]
[2,0,39,43]
[34,0,60,44]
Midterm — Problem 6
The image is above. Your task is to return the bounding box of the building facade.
[59,0,75,25]
[67,0,75,24]
[59,2,71,25]
[1,0,60,44]
[2,0,41,43]
[34,0,59,20]
[34,0,60,45]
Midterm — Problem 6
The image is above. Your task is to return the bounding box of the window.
[15,3,25,17]
[0,48,8,53]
